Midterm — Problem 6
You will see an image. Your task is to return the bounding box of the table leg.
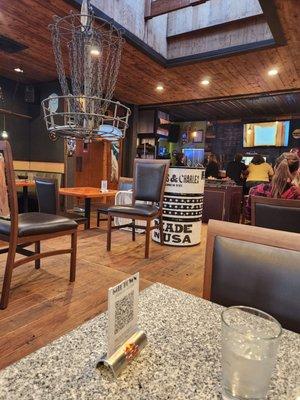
[23,186,29,213]
[84,198,91,229]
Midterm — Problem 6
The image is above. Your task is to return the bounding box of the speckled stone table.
[0,284,299,400]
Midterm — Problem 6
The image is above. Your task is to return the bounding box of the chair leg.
[145,219,151,259]
[107,215,112,251]
[35,241,41,269]
[159,216,164,245]
[0,243,17,309]
[96,211,100,227]
[132,219,136,241]
[70,231,77,282]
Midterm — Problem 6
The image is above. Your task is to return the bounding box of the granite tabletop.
[0,284,299,400]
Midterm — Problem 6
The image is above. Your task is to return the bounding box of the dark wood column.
[122,105,138,177]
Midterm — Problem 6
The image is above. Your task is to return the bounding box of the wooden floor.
[0,218,207,370]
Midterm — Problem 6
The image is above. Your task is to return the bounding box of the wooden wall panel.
[91,0,168,56]
[167,18,272,59]
[144,14,168,58]
[75,141,105,188]
[167,0,263,37]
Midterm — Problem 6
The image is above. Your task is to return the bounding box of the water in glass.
[221,306,281,400]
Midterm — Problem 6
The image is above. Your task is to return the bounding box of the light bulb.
[90,47,100,57]
[1,130,8,139]
[268,69,278,76]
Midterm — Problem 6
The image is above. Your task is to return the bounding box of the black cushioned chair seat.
[97,203,110,214]
[108,204,159,217]
[0,213,77,237]
[59,212,87,224]
[212,236,300,333]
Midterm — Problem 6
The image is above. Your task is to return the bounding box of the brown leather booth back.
[135,162,166,203]
[255,203,300,233]
[35,179,57,215]
[211,236,300,333]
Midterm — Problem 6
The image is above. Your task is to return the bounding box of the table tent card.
[97,273,147,377]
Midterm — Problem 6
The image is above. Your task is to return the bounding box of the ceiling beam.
[0,108,32,120]
[258,0,286,45]
[145,0,207,20]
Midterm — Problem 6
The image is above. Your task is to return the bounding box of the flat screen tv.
[242,155,266,165]
[243,121,290,147]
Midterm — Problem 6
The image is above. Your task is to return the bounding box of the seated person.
[205,154,219,179]
[245,154,274,191]
[226,153,247,186]
[174,152,186,167]
[246,152,300,219]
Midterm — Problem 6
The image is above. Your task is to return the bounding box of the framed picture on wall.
[193,130,203,143]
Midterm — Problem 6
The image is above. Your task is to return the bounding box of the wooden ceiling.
[0,0,299,106]
[141,90,300,122]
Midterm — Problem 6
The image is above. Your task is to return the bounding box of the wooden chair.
[251,196,300,233]
[107,159,170,259]
[0,141,78,309]
[96,177,133,227]
[35,178,87,225]
[203,219,300,333]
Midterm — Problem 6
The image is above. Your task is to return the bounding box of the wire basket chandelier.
[42,0,131,142]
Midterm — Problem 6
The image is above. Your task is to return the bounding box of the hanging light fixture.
[42,0,131,143]
[292,128,300,139]
[1,115,8,139]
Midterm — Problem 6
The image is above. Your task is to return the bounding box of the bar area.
[0,0,299,399]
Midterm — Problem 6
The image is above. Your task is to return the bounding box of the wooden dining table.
[15,180,35,213]
[59,187,118,229]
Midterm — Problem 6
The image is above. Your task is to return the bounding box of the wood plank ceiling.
[0,0,299,106]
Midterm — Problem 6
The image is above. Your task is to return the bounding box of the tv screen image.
[242,155,267,165]
[182,148,204,166]
[243,121,290,147]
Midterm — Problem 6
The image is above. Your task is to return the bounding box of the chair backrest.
[0,141,18,234]
[251,196,300,233]
[118,176,133,191]
[35,178,59,214]
[204,220,300,333]
[132,159,170,207]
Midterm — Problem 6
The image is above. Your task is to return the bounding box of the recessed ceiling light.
[156,84,164,91]
[201,79,210,85]
[14,67,24,73]
[90,47,100,56]
[268,69,278,76]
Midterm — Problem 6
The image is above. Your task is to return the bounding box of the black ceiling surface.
[144,92,300,122]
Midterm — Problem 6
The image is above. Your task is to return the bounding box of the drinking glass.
[101,180,108,191]
[221,306,282,400]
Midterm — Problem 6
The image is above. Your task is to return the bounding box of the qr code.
[115,292,134,334]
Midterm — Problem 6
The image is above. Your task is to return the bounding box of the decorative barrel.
[152,167,205,247]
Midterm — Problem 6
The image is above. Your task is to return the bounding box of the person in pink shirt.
[246,152,300,219]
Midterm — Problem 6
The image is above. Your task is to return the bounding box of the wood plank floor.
[0,219,207,370]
